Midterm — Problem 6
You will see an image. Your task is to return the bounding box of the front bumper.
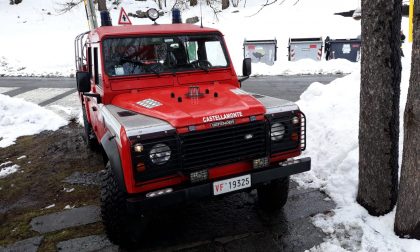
[126,157,311,212]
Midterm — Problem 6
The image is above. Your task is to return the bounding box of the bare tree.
[247,0,279,17]
[97,0,107,11]
[155,0,163,9]
[222,0,229,10]
[231,0,241,7]
[172,0,191,10]
[203,0,222,20]
[56,0,84,14]
[56,0,111,14]
[190,0,198,6]
[357,0,402,215]
[10,0,23,4]
[394,1,420,239]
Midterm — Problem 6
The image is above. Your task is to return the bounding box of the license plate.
[213,174,251,196]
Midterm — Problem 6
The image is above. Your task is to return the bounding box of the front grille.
[180,121,267,170]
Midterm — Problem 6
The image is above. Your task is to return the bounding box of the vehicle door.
[87,44,106,140]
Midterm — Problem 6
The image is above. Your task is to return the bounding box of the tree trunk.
[222,0,230,10]
[97,0,107,11]
[190,0,197,7]
[357,0,402,216]
[394,0,420,240]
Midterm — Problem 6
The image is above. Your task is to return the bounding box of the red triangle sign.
[118,7,132,25]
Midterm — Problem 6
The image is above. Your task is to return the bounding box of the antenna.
[200,0,203,28]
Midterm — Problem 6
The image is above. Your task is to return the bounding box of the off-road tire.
[82,108,98,151]
[257,176,290,211]
[101,162,146,248]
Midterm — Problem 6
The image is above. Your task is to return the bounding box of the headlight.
[149,143,171,165]
[271,122,285,141]
[133,143,144,153]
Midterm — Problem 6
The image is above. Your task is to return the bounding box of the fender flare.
[101,131,127,193]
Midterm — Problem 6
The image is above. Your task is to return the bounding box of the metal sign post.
[409,0,414,42]
[83,0,98,30]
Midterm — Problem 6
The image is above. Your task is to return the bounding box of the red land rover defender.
[75,8,310,247]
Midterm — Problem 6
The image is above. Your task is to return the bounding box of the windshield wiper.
[191,60,211,73]
[196,65,209,72]
[146,63,163,76]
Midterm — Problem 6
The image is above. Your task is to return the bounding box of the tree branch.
[247,0,277,17]
[55,0,84,15]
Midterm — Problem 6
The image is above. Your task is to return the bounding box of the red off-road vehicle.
[75,8,310,247]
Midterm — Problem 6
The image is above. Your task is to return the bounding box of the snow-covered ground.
[1,0,419,251]
[0,0,361,77]
[292,26,419,251]
[0,161,20,179]
[0,93,67,148]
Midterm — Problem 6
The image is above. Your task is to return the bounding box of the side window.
[96,48,102,86]
[87,47,92,78]
[93,47,101,86]
[205,41,227,67]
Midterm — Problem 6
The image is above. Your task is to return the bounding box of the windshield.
[103,34,229,77]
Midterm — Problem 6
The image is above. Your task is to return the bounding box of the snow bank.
[0,93,67,148]
[295,69,360,199]
[293,35,420,251]
[252,59,357,76]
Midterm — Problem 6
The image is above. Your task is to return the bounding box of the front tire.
[257,176,290,211]
[101,162,146,248]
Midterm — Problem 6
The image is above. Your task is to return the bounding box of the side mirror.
[239,58,251,83]
[76,71,91,93]
[242,58,252,77]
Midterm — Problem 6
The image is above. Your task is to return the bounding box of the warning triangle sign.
[118,7,132,25]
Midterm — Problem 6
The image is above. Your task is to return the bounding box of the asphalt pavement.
[0,74,343,102]
[242,75,342,101]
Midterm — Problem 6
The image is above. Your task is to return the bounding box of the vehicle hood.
[111,84,266,128]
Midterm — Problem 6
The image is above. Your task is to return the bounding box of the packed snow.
[293,27,420,251]
[44,204,56,209]
[64,205,75,209]
[0,162,20,179]
[0,93,67,148]
[63,187,75,193]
